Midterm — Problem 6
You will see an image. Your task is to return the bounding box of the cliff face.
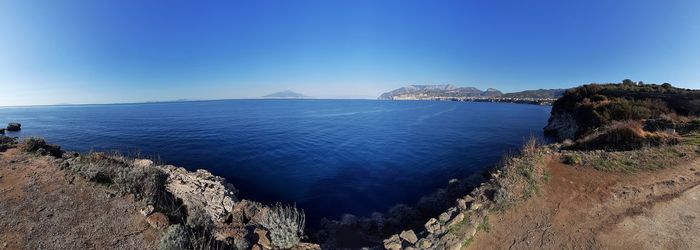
[543,113,579,141]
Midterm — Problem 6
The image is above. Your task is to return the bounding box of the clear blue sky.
[1,0,699,106]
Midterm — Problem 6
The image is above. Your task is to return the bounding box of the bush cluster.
[571,121,680,151]
[550,80,700,139]
[66,153,169,205]
[259,203,306,249]
[159,224,189,250]
[0,135,17,152]
[18,137,63,158]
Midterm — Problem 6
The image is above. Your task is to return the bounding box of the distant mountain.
[481,88,504,97]
[378,84,501,100]
[501,89,566,99]
[263,90,307,98]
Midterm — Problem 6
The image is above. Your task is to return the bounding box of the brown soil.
[469,157,700,249]
[0,149,159,249]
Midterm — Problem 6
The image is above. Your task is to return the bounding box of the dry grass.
[502,136,550,198]
[572,121,680,151]
[562,144,698,173]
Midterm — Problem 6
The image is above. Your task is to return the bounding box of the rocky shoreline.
[380,140,553,250]
[0,134,320,250]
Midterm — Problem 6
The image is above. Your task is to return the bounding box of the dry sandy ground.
[0,149,158,249]
[469,158,700,250]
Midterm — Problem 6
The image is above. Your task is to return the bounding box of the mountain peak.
[262,90,307,98]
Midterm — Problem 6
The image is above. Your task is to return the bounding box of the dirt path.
[468,158,700,249]
[0,149,158,249]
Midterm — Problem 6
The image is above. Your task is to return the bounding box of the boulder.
[417,238,433,248]
[290,243,322,250]
[456,198,467,211]
[439,207,457,223]
[6,122,21,131]
[0,128,4,134]
[383,234,402,250]
[254,228,271,249]
[133,159,154,168]
[146,212,170,230]
[399,230,418,244]
[425,218,441,234]
[139,205,155,216]
[157,165,239,223]
[446,212,465,228]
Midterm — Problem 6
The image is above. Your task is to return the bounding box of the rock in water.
[6,122,21,131]
[0,128,4,134]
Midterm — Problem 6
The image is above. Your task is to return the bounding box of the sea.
[0,99,551,224]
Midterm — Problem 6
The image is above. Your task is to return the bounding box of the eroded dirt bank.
[468,158,700,249]
[0,148,159,249]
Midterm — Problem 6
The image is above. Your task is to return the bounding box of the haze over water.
[0,99,550,223]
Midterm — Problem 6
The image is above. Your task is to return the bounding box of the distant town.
[377,84,565,105]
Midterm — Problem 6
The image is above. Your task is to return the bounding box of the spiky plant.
[259,203,306,249]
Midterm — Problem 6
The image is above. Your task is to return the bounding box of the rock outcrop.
[544,113,578,141]
[156,164,239,223]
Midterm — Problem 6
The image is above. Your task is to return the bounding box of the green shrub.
[259,203,306,249]
[67,153,170,207]
[159,224,189,250]
[563,154,582,165]
[185,207,213,230]
[0,136,17,151]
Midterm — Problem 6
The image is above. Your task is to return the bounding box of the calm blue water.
[0,100,550,223]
